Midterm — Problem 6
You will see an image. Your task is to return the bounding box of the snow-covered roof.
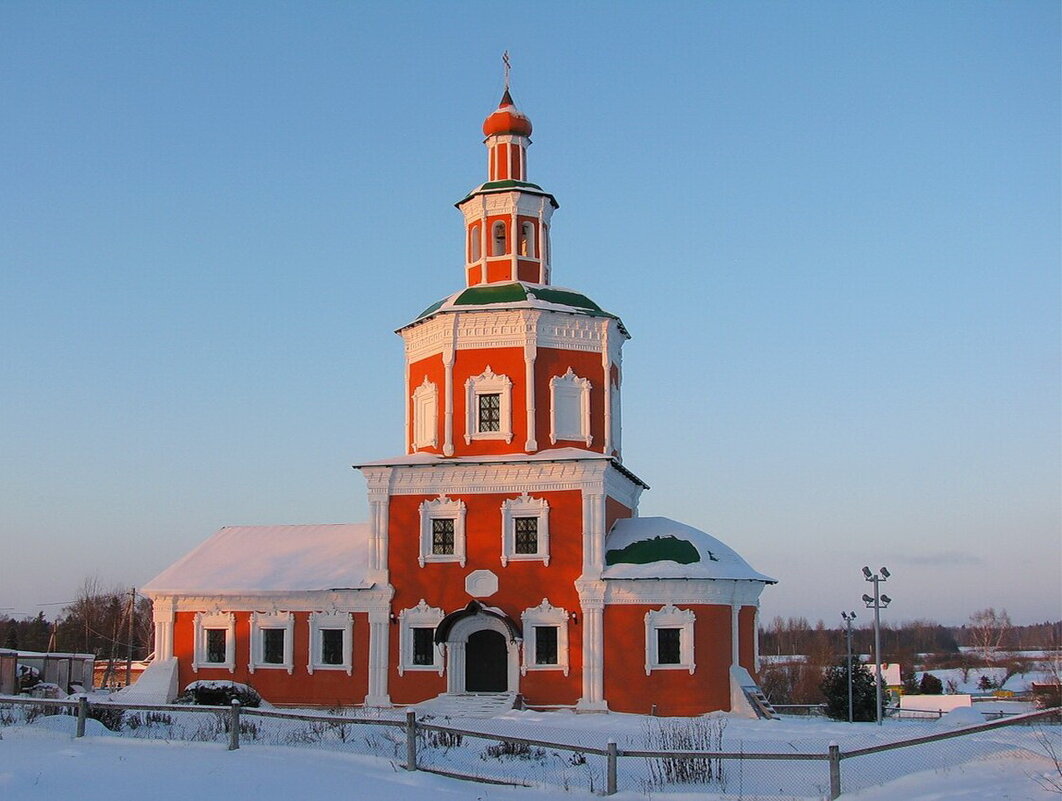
[602,517,776,583]
[354,447,649,488]
[143,524,373,595]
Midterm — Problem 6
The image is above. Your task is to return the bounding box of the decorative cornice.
[602,579,765,607]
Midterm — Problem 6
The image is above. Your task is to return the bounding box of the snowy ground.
[1,707,1059,800]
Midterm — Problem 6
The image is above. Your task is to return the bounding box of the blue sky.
[2,2,1058,627]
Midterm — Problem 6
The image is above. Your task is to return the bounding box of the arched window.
[469,225,481,262]
[491,221,507,256]
[519,222,535,257]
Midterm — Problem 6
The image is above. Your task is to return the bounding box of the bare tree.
[969,608,1012,661]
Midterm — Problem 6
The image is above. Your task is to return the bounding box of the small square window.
[206,629,227,664]
[412,627,436,666]
[320,629,344,666]
[432,518,455,555]
[514,517,538,554]
[657,628,681,665]
[535,626,558,665]
[478,393,501,432]
[262,629,285,664]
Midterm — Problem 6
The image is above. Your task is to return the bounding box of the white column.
[731,604,741,667]
[152,597,174,660]
[523,335,537,451]
[365,607,392,707]
[404,359,411,451]
[510,209,519,280]
[443,334,456,456]
[369,490,389,581]
[601,324,612,457]
[576,579,607,712]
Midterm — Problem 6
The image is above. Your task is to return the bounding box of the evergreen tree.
[820,658,885,721]
[919,672,944,694]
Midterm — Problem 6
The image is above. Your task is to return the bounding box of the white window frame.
[550,367,592,446]
[249,611,294,674]
[491,220,507,256]
[307,611,353,675]
[500,493,550,566]
[398,599,444,676]
[464,367,513,444]
[609,377,622,454]
[520,599,570,675]
[412,376,438,450]
[644,604,696,675]
[469,223,481,262]
[192,611,236,673]
[419,495,467,567]
[519,221,535,257]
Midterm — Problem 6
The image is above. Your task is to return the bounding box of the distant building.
[143,84,776,715]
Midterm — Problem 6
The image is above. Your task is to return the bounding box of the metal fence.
[0,695,1057,799]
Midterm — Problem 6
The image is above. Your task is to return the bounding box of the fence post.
[828,741,841,800]
[228,700,240,751]
[405,710,417,771]
[606,740,618,795]
[76,695,88,738]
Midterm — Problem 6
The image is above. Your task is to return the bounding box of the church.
[142,84,776,717]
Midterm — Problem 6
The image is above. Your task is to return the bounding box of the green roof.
[456,180,559,208]
[605,536,701,566]
[453,283,529,306]
[527,286,604,313]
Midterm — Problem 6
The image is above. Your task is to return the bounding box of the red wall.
[602,604,733,716]
[534,347,606,452]
[386,488,584,706]
[172,611,369,707]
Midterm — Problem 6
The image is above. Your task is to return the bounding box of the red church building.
[142,85,776,717]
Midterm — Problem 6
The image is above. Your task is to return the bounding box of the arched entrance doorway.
[465,629,508,692]
[434,601,521,695]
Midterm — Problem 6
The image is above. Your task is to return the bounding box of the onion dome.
[483,89,533,137]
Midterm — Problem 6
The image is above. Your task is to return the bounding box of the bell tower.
[456,89,557,287]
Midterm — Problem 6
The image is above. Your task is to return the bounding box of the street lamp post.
[862,566,892,725]
[841,611,857,723]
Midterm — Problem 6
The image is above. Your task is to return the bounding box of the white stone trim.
[603,579,765,607]
[192,611,236,673]
[419,495,467,567]
[500,493,550,566]
[307,611,353,675]
[464,366,513,444]
[549,367,592,446]
[412,376,438,450]
[520,599,570,676]
[248,611,295,674]
[644,604,696,675]
[401,310,624,366]
[398,600,444,676]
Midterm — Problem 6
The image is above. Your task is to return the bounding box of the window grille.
[478,393,501,432]
[320,629,344,666]
[412,628,435,665]
[657,628,681,665]
[514,517,538,554]
[432,518,455,555]
[535,626,558,665]
[206,629,226,663]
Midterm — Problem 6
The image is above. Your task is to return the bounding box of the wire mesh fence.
[1,695,1058,799]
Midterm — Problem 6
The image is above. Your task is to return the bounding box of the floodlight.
[862,594,874,604]
[880,594,892,606]
[880,566,890,579]
[862,566,872,579]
